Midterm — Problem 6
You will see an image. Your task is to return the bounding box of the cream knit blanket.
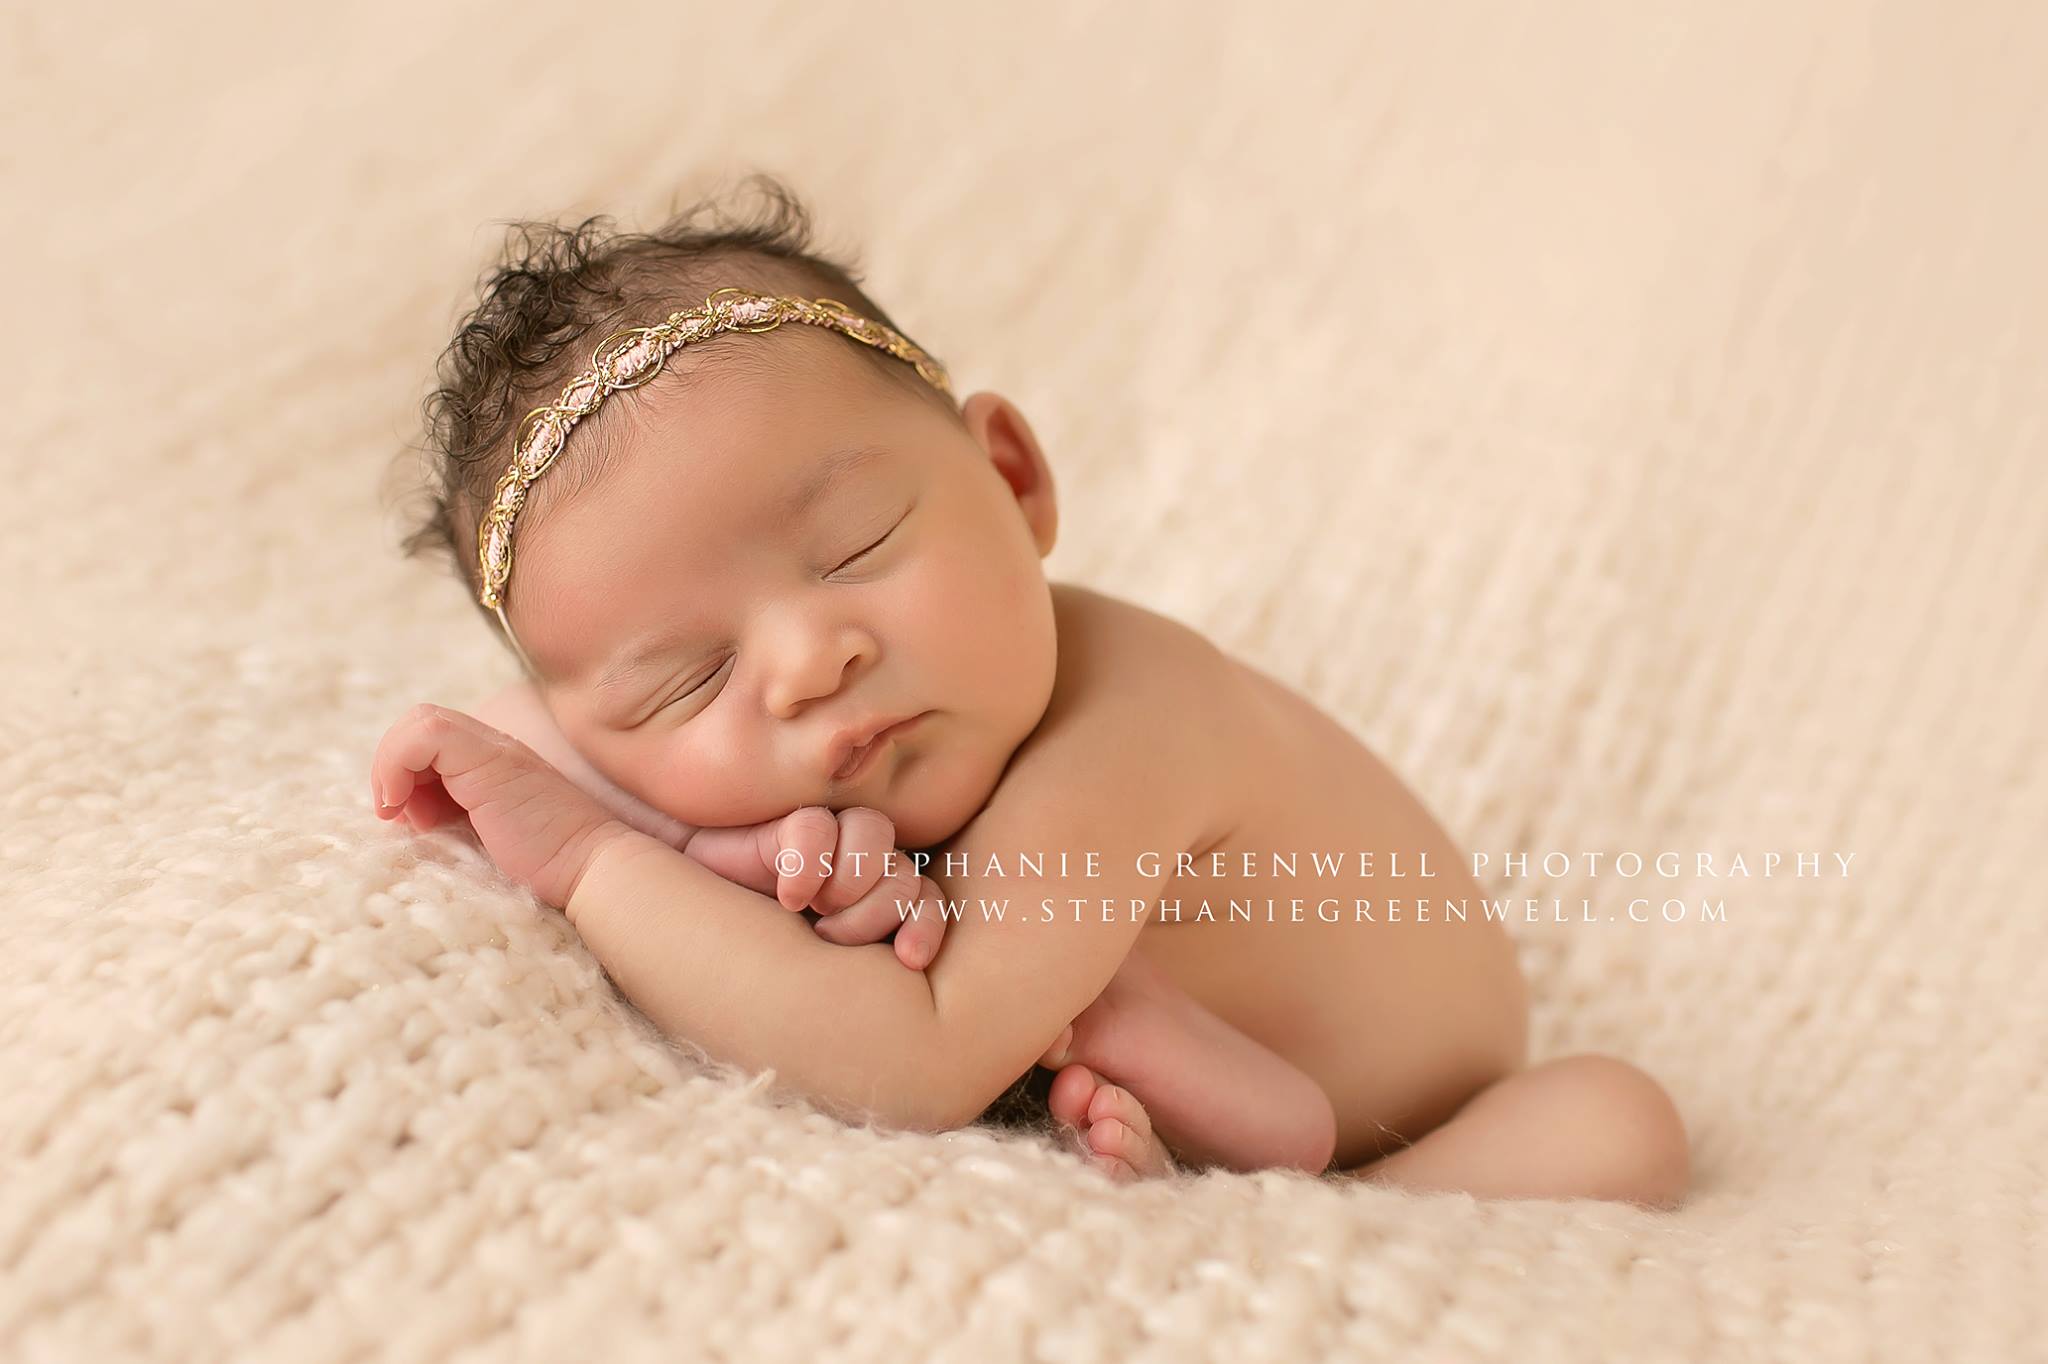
[5,3,2044,1360]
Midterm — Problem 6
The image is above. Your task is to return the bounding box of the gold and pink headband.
[475,286,954,675]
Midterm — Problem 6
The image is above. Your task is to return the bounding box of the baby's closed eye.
[655,503,917,718]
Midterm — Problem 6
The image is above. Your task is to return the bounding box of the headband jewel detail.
[474,288,955,640]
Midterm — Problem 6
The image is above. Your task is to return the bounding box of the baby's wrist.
[561,819,664,925]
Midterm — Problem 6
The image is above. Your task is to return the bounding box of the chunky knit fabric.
[5,4,2044,1360]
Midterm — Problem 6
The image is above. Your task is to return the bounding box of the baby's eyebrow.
[777,444,889,520]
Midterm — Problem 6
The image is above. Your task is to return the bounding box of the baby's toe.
[1046,1062,1101,1131]
[1045,1067,1175,1179]
[1087,1152,1139,1182]
[1085,1088,1174,1179]
[1086,1082,1153,1142]
[1037,1024,1075,1069]
[1086,1116,1174,1180]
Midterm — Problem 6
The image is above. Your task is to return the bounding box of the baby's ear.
[962,392,1058,556]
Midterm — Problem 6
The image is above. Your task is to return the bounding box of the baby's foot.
[1045,1063,1178,1181]
[1035,949,1338,1174]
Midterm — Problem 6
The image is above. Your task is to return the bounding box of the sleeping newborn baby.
[371,188,1689,1204]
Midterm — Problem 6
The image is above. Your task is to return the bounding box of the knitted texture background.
[5,3,2045,1360]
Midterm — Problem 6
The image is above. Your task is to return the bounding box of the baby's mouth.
[833,712,928,782]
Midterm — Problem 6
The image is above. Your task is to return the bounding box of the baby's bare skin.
[1019,585,1688,1202]
[1056,585,1530,1169]
[448,295,1687,1201]
[486,581,1689,1202]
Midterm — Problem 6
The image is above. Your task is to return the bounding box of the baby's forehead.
[515,325,929,543]
[544,405,902,542]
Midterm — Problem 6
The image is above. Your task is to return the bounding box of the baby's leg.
[1040,949,1337,1174]
[1334,1053,1691,1208]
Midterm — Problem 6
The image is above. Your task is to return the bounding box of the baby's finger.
[811,864,933,952]
[890,885,949,971]
[811,806,896,915]
[672,822,779,896]
[774,807,838,911]
[371,703,506,812]
[397,776,470,834]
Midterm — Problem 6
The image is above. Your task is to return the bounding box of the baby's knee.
[1537,1053,1691,1209]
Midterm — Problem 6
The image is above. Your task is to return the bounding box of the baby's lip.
[829,712,927,781]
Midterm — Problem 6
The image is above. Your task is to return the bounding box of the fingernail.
[1046,1024,1074,1067]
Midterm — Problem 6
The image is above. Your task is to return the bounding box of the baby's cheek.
[890,547,971,624]
[667,744,794,828]
[969,557,1056,698]
[913,551,1017,662]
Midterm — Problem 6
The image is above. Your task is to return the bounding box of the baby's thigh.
[1322,925,1531,1149]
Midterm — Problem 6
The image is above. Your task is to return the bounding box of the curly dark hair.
[386,171,959,652]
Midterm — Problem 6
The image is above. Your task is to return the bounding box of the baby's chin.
[868,735,1013,851]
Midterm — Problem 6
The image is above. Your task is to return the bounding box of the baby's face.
[506,329,1059,849]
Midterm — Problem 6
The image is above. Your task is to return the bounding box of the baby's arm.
[477,680,1326,1164]
[565,640,1218,1132]
[473,679,946,968]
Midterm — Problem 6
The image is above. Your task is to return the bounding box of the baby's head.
[396,176,1060,848]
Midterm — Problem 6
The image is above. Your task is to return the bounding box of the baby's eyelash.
[830,503,915,576]
[831,522,897,574]
[660,656,731,710]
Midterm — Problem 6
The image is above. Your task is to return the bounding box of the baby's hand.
[369,703,633,910]
[470,681,695,851]
[681,807,947,971]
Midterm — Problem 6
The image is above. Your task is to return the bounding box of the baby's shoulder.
[1048,582,1237,713]
[1039,582,1253,833]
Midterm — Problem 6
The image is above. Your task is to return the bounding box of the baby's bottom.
[1333,1053,1692,1207]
